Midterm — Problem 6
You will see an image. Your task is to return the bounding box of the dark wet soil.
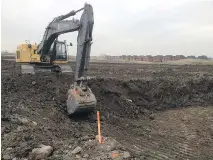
[2,60,213,160]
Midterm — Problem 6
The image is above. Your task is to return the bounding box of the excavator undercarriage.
[21,63,72,74]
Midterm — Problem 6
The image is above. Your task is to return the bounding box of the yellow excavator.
[16,3,97,115]
[16,39,72,74]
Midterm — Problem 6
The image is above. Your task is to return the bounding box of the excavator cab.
[55,41,67,61]
[50,40,68,62]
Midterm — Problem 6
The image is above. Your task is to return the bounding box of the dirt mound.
[90,77,213,119]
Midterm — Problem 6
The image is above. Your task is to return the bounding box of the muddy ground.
[1,60,213,160]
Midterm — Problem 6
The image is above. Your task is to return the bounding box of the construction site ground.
[1,59,213,160]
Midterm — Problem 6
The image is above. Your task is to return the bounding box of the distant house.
[175,55,185,60]
[197,55,208,60]
[121,55,127,60]
[136,55,144,61]
[130,55,137,61]
[126,55,131,61]
[143,55,153,62]
[106,55,118,60]
[153,55,163,62]
[163,55,174,62]
[111,56,119,60]
[187,55,196,59]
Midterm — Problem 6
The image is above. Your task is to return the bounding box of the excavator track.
[21,63,72,74]
[56,64,73,73]
[21,64,36,74]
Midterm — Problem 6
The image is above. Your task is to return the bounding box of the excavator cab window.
[56,42,67,60]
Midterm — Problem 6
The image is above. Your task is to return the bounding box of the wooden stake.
[97,111,102,144]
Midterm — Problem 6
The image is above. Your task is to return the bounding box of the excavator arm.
[37,20,80,58]
[37,8,84,61]
[75,3,93,82]
[66,3,96,115]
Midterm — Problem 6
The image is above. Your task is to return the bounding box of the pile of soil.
[90,77,213,119]
[2,60,213,159]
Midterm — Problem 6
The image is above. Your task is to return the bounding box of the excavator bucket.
[66,86,97,115]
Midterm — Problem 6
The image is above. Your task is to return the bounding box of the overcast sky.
[1,0,213,56]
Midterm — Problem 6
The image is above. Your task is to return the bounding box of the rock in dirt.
[71,146,82,154]
[32,121,37,126]
[83,153,89,158]
[111,150,131,159]
[18,117,29,124]
[75,155,81,158]
[123,151,131,159]
[2,154,11,160]
[30,145,53,160]
[111,150,120,159]
[149,114,155,120]
[98,137,119,151]
[32,81,36,85]
[79,135,91,141]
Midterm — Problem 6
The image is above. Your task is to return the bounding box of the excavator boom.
[75,3,93,81]
[66,3,96,115]
[37,20,80,59]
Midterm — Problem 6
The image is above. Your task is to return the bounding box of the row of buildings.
[102,55,209,62]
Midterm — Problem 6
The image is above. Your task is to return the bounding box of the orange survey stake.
[97,111,103,144]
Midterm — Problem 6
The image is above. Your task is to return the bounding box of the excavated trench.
[89,77,213,118]
[1,60,213,159]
